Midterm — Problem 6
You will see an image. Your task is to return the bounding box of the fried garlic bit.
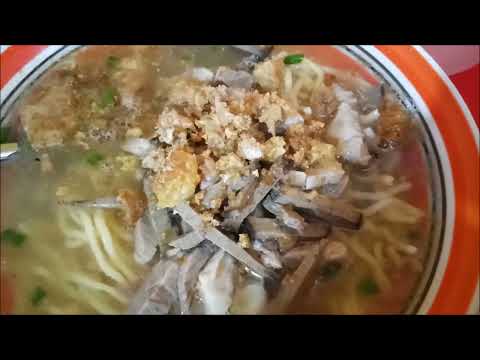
[238,234,251,249]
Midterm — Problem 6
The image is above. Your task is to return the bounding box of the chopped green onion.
[99,87,118,108]
[320,262,342,280]
[0,127,10,144]
[85,150,104,166]
[1,229,27,247]
[106,55,121,70]
[31,287,47,306]
[283,54,304,65]
[358,277,379,296]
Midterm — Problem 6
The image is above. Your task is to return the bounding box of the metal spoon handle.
[0,143,18,161]
[58,197,122,209]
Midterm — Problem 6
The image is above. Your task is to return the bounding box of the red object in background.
[423,46,479,127]
[450,64,479,125]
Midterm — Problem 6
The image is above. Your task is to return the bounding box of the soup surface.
[0,46,430,314]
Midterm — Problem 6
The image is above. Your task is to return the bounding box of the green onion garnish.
[106,56,120,70]
[358,277,380,296]
[99,87,118,108]
[284,54,304,65]
[320,262,342,280]
[85,150,104,166]
[1,229,27,247]
[0,127,10,144]
[31,287,47,306]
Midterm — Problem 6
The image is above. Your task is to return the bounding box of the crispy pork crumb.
[259,103,282,135]
[152,149,200,208]
[262,136,286,162]
[156,108,194,145]
[216,153,248,184]
[253,53,285,92]
[237,136,263,160]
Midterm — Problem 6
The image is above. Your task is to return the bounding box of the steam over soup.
[0,46,430,315]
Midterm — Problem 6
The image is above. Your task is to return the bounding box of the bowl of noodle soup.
[0,45,478,315]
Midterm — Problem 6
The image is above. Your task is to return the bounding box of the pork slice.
[133,213,158,265]
[169,231,204,250]
[304,167,345,191]
[173,202,275,280]
[327,102,371,166]
[281,239,347,272]
[262,195,306,232]
[320,174,349,198]
[178,246,215,314]
[253,240,283,269]
[215,66,254,89]
[247,217,297,253]
[285,170,306,188]
[128,259,179,314]
[265,242,322,313]
[294,222,331,238]
[281,240,329,270]
[197,250,237,314]
[222,164,283,232]
[270,186,362,230]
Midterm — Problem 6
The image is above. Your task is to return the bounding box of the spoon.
[0,143,18,161]
[57,197,122,209]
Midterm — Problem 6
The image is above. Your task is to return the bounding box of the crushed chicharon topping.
[152,149,200,208]
[116,50,410,222]
[262,136,287,162]
[155,108,194,145]
[216,153,249,184]
[140,57,349,215]
[237,135,264,161]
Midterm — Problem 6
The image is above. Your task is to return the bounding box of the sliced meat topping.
[128,259,179,314]
[178,246,214,314]
[173,202,276,280]
[262,195,306,232]
[215,67,254,89]
[197,250,237,314]
[270,185,362,230]
[222,163,283,232]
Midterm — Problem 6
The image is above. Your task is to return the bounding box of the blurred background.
[423,45,479,125]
